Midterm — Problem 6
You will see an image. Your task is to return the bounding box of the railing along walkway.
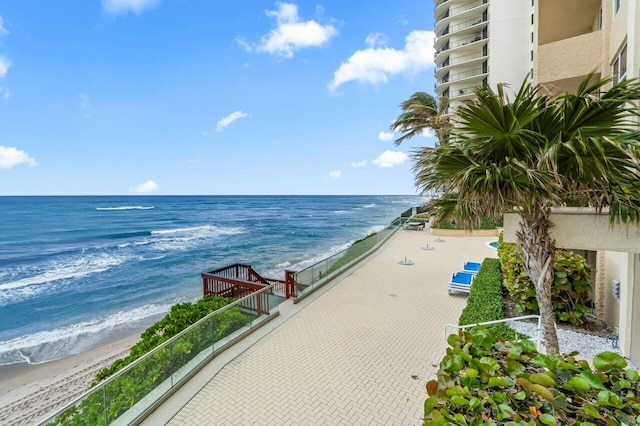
[444,315,543,351]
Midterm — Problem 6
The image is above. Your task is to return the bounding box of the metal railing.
[40,285,286,426]
[449,67,485,81]
[449,51,484,65]
[444,315,543,351]
[449,16,485,33]
[451,85,479,98]
[294,217,404,301]
[450,0,487,17]
[450,33,485,49]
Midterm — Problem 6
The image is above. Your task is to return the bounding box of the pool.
[486,240,498,250]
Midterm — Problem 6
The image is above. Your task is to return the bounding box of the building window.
[612,43,627,84]
[614,0,622,16]
[599,8,603,29]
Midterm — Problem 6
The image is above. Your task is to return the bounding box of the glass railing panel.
[212,304,255,351]
[170,319,214,385]
[294,218,401,300]
[46,388,108,426]
[104,345,173,424]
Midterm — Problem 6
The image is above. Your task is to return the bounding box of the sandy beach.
[0,332,140,426]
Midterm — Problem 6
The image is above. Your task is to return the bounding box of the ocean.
[0,195,423,366]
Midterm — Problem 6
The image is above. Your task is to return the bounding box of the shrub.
[93,294,244,384]
[497,234,593,327]
[413,212,431,219]
[433,217,502,230]
[458,258,516,340]
[424,328,640,425]
[50,295,251,425]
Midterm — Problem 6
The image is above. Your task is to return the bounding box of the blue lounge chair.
[462,261,482,275]
[448,271,474,295]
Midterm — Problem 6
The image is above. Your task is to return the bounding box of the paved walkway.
[148,230,497,425]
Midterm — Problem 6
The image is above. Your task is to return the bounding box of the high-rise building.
[433,0,532,112]
[434,0,638,107]
[439,0,640,365]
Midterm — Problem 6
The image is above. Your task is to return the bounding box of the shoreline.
[0,331,141,426]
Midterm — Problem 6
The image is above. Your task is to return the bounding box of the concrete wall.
[487,0,532,90]
[537,31,603,84]
[503,209,640,252]
[631,254,640,366]
[504,209,639,358]
[609,0,628,60]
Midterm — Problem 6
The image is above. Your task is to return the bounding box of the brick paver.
[167,230,497,425]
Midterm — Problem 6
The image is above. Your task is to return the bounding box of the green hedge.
[497,234,593,327]
[458,258,515,340]
[433,217,503,230]
[49,295,251,425]
[424,328,640,425]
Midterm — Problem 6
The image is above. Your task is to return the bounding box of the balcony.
[435,0,488,35]
[537,31,602,84]
[436,66,487,96]
[437,15,487,38]
[450,85,480,99]
[538,0,600,45]
[449,68,485,82]
[435,51,487,80]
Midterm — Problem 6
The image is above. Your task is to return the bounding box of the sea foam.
[0,303,171,366]
[0,252,134,305]
[96,206,155,211]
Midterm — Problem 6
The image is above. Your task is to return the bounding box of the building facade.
[434,0,640,365]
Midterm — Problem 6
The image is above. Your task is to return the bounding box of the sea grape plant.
[498,234,593,327]
[425,328,640,425]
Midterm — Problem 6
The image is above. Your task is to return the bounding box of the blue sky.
[0,0,437,195]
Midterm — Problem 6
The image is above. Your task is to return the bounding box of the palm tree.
[391,92,451,146]
[413,76,640,353]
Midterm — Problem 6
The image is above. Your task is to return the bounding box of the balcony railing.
[450,16,485,32]
[449,68,485,82]
[450,0,487,17]
[449,51,484,65]
[451,85,479,98]
[449,33,485,49]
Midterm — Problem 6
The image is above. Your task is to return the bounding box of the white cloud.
[329,170,342,179]
[351,160,367,168]
[132,180,158,194]
[0,146,37,169]
[0,57,11,79]
[102,0,160,15]
[378,131,394,142]
[216,111,250,132]
[0,17,9,34]
[0,87,9,99]
[329,30,435,91]
[365,32,387,48]
[372,150,408,168]
[237,2,337,59]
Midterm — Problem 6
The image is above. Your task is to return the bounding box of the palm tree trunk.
[516,205,559,353]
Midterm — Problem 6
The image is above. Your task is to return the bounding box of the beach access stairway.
[202,264,293,315]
